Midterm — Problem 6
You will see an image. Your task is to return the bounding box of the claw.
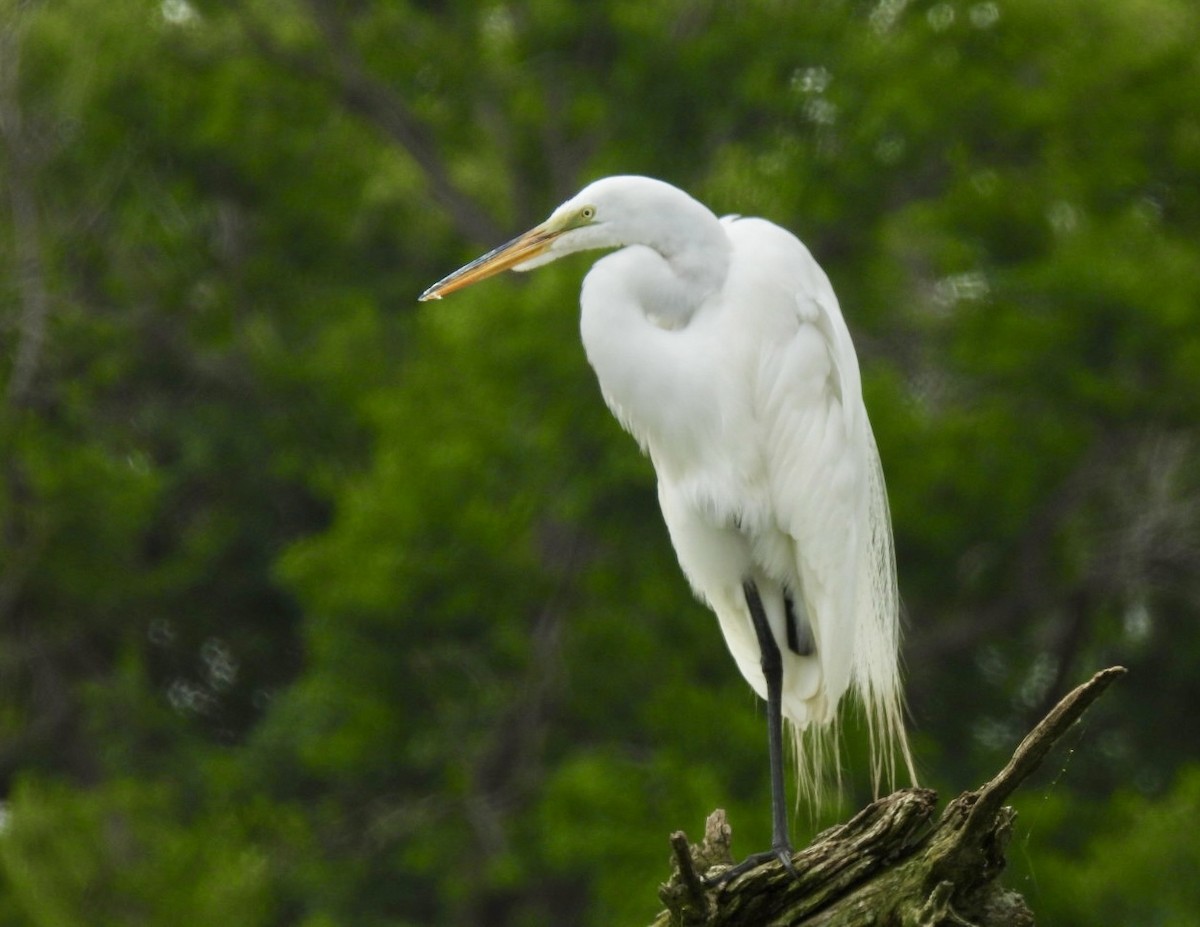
[776,844,799,878]
[703,844,799,886]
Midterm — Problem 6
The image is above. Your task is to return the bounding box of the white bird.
[420,175,916,877]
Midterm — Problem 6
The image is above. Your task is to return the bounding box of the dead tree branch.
[1,19,52,408]
[655,666,1126,927]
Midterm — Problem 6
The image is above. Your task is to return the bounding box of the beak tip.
[418,223,556,303]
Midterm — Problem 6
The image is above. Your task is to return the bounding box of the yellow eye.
[580,205,596,220]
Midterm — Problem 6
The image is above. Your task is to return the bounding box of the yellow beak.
[418,223,563,301]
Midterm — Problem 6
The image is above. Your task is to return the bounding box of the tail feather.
[786,425,916,809]
[857,426,917,793]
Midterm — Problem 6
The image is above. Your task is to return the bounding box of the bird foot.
[703,843,798,885]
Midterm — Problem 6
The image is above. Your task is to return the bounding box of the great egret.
[420,176,916,877]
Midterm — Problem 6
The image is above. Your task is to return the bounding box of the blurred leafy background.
[1,0,1198,924]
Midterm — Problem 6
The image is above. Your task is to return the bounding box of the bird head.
[418,176,704,301]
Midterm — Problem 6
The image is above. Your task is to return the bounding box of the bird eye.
[580,205,596,220]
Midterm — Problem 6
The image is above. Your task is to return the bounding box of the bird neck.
[640,222,731,327]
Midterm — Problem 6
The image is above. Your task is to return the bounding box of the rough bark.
[654,666,1125,927]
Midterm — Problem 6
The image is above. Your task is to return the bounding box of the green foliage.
[1,0,1198,924]
[1013,765,1200,926]
[0,776,290,927]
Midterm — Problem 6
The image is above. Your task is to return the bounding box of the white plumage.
[420,175,916,868]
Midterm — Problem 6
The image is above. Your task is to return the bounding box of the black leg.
[706,580,799,883]
[783,589,814,657]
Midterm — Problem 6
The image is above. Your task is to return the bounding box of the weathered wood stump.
[655,666,1125,927]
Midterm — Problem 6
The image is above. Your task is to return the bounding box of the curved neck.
[638,220,731,327]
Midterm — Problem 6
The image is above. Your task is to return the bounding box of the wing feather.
[725,217,915,793]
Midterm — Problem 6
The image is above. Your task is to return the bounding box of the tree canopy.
[1,1,1198,925]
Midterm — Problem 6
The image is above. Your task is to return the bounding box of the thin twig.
[964,665,1127,836]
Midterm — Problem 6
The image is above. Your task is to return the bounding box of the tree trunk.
[654,666,1125,927]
